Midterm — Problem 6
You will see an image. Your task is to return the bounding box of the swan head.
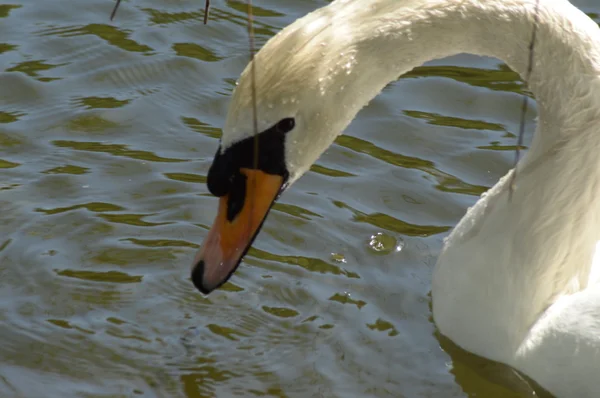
[189,7,376,294]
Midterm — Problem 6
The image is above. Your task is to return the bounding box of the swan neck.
[329,0,600,143]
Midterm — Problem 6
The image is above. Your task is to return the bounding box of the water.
[1,1,598,397]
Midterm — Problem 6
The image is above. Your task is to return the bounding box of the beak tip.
[191,260,214,295]
[191,169,285,295]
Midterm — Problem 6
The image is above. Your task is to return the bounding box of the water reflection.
[335,135,489,196]
[52,140,188,162]
[0,4,21,18]
[39,24,154,53]
[2,0,597,397]
[404,64,527,95]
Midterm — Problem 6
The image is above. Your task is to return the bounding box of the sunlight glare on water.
[1,0,598,397]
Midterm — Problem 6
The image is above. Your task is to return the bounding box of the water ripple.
[1,0,590,396]
[52,140,188,162]
[37,24,154,54]
[335,134,489,196]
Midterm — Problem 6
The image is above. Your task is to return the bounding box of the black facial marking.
[226,171,247,222]
[206,118,294,209]
[206,147,233,197]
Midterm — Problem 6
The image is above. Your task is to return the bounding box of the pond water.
[1,0,598,397]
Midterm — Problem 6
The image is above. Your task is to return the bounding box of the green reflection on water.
[143,8,204,25]
[164,172,207,184]
[0,132,22,147]
[173,43,222,62]
[310,164,355,178]
[0,4,21,18]
[367,318,399,337]
[6,60,64,81]
[36,202,125,215]
[64,114,120,132]
[123,238,198,248]
[42,24,153,53]
[106,317,127,325]
[336,135,433,168]
[76,96,131,109]
[404,110,506,131]
[0,42,17,54]
[219,282,244,292]
[0,239,11,252]
[55,269,143,283]
[52,140,187,162]
[182,116,221,139]
[333,200,450,237]
[92,247,178,265]
[0,111,24,123]
[227,1,284,17]
[99,213,173,227]
[328,292,366,309]
[0,159,20,168]
[206,324,247,341]
[143,4,277,39]
[47,319,95,334]
[180,366,238,398]
[42,165,89,175]
[271,202,321,220]
[405,64,527,95]
[47,319,73,329]
[478,142,528,151]
[248,247,359,278]
[0,183,20,191]
[262,306,299,318]
[336,134,488,196]
[173,5,278,37]
[105,329,151,343]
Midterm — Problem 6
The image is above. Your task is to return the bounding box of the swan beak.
[191,168,284,294]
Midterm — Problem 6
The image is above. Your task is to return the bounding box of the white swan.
[190,0,600,396]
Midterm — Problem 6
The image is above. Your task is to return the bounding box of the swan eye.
[275,118,295,133]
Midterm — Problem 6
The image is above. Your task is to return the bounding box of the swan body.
[194,0,600,396]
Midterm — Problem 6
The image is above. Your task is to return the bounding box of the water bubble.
[330,253,347,263]
[367,232,397,255]
[395,238,405,252]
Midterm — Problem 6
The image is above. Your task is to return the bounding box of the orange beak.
[191,168,284,294]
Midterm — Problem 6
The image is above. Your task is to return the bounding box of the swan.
[189,0,600,395]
